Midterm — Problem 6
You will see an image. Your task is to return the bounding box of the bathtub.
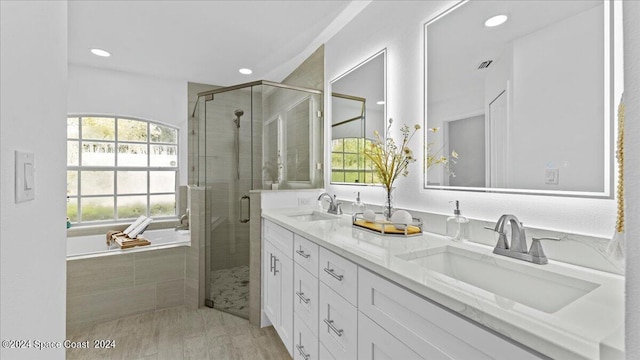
[67,228,191,261]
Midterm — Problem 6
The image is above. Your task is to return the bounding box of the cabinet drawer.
[358,311,425,360]
[320,342,336,360]
[294,313,319,360]
[358,268,541,360]
[319,247,357,305]
[294,234,319,276]
[319,282,357,360]
[263,219,293,259]
[294,263,318,336]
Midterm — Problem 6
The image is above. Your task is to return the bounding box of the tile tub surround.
[262,207,625,360]
[67,230,191,331]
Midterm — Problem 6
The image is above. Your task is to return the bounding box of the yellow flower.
[451,150,459,159]
[428,127,439,133]
[364,118,420,192]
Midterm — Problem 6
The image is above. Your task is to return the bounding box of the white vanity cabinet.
[262,218,542,360]
[358,268,542,360]
[262,221,294,356]
[358,311,424,360]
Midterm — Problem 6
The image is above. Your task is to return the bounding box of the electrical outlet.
[545,168,559,185]
[298,197,312,206]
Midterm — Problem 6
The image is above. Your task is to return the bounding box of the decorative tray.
[351,212,423,237]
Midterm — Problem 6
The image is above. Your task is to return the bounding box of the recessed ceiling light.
[90,48,111,57]
[484,14,508,28]
[239,68,253,75]
[376,101,385,105]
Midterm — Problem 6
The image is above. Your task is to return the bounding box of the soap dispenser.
[446,200,469,242]
[353,192,367,214]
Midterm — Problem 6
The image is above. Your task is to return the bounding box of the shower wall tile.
[248,191,263,326]
[186,186,206,308]
[282,45,324,91]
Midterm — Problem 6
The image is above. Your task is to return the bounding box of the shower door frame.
[193,80,323,319]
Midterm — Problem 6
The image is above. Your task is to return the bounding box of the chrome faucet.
[485,214,559,265]
[318,193,343,215]
[175,209,190,231]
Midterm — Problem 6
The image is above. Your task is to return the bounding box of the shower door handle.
[239,195,250,223]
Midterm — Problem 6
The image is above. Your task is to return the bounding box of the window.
[67,116,178,224]
[331,138,379,184]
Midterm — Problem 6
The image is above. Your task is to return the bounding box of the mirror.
[425,0,616,197]
[330,50,386,184]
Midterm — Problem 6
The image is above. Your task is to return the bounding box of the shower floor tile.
[209,265,249,319]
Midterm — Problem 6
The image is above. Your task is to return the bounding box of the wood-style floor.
[66,306,290,360]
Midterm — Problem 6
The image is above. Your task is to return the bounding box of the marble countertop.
[262,207,625,360]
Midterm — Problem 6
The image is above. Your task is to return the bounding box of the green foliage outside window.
[67,116,178,224]
[331,138,379,184]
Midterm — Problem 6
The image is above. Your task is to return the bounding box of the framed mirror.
[424,0,619,197]
[330,49,386,185]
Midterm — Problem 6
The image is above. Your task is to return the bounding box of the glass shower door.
[203,87,254,319]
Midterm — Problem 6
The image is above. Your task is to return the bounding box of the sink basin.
[396,246,599,313]
[288,211,340,222]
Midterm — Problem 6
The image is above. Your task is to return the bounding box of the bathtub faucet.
[175,209,189,231]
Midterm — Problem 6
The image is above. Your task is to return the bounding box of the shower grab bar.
[240,195,250,223]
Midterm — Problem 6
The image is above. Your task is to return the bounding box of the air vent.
[477,60,493,70]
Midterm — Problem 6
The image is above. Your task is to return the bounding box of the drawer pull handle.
[296,249,311,259]
[272,256,279,276]
[296,344,310,360]
[269,254,275,274]
[323,318,344,337]
[296,291,310,304]
[323,267,344,281]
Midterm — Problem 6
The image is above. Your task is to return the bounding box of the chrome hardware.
[269,254,275,274]
[272,256,279,275]
[296,344,310,360]
[296,249,310,259]
[318,193,343,215]
[485,215,561,265]
[239,195,250,223]
[323,266,344,281]
[296,291,310,304]
[323,318,344,337]
[529,237,561,265]
[175,209,190,230]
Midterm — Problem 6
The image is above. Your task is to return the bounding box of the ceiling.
[68,0,353,86]
[427,0,602,105]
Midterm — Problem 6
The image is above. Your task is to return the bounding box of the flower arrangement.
[364,119,460,218]
[364,118,420,218]
[365,118,419,194]
[426,127,459,178]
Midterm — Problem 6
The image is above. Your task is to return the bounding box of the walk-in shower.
[190,80,323,319]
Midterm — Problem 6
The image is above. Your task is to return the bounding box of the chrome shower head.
[233,109,244,128]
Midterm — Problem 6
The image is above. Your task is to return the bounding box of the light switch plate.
[15,150,35,202]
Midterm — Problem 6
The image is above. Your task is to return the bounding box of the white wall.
[325,0,637,355]
[624,0,640,357]
[1,1,68,359]
[325,0,616,239]
[68,65,189,185]
[510,5,604,192]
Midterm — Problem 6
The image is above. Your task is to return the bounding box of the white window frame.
[67,115,179,225]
